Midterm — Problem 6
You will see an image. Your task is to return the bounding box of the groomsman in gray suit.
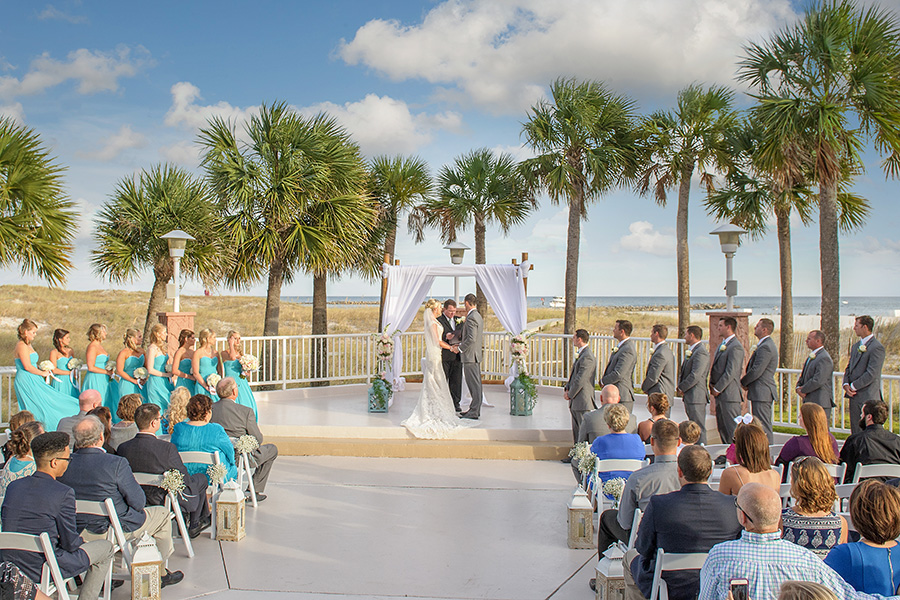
[796,330,835,421]
[641,324,676,409]
[709,317,745,444]
[601,319,637,412]
[455,293,484,420]
[741,318,779,443]
[677,326,710,444]
[564,329,598,445]
[843,315,886,434]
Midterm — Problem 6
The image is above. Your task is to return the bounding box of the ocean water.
[283,295,900,316]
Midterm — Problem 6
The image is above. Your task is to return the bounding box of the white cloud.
[37,5,88,24]
[490,143,536,162]
[0,46,148,100]
[0,102,25,124]
[78,124,146,161]
[164,81,259,131]
[619,221,675,255]
[159,140,201,167]
[339,0,796,114]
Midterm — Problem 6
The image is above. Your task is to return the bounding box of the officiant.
[438,299,463,412]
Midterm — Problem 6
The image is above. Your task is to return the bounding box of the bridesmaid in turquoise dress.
[145,323,174,414]
[171,328,197,395]
[12,319,80,431]
[48,328,79,398]
[221,330,259,419]
[192,329,221,399]
[115,328,146,423]
[82,323,119,416]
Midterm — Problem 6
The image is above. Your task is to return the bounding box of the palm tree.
[410,148,535,314]
[92,164,227,340]
[370,155,432,328]
[0,117,77,286]
[739,0,900,359]
[635,84,740,338]
[521,78,639,334]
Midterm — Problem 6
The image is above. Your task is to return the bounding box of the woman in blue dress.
[220,330,258,419]
[13,319,80,431]
[48,328,79,398]
[145,323,174,414]
[171,394,237,484]
[172,329,196,395]
[192,329,221,399]
[114,328,146,422]
[82,323,119,413]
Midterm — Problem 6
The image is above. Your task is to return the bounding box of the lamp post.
[444,241,470,305]
[709,224,746,312]
[161,230,195,313]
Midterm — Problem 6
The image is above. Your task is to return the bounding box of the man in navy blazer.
[1,432,115,600]
[58,416,184,588]
[625,445,742,600]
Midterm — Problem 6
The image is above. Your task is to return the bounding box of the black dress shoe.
[246,492,267,503]
[561,457,573,464]
[589,578,597,592]
[188,515,212,538]
[459,413,479,420]
[111,579,125,589]
[161,570,184,588]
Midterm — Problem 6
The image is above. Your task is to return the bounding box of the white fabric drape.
[381,265,435,389]
[472,264,527,335]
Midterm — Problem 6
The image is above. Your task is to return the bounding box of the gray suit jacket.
[56,410,87,448]
[577,406,637,443]
[601,339,637,404]
[843,337,885,402]
[741,336,778,404]
[641,343,676,400]
[710,336,745,405]
[458,309,483,364]
[797,349,835,409]
[678,344,710,405]
[211,397,264,442]
[566,346,598,412]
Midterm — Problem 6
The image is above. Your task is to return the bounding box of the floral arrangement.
[206,373,222,391]
[235,434,259,454]
[509,331,537,415]
[238,354,259,379]
[160,469,186,498]
[369,371,392,411]
[67,357,83,370]
[207,463,228,486]
[374,331,395,361]
[602,477,627,506]
[510,333,529,373]
[569,442,592,473]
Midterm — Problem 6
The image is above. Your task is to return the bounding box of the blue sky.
[3,0,900,301]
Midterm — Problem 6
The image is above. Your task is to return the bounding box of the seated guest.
[1,432,115,600]
[0,561,51,600]
[576,384,638,445]
[2,410,35,462]
[699,483,876,600]
[581,404,644,488]
[85,406,115,454]
[164,386,191,434]
[171,394,237,484]
[840,400,900,483]
[677,420,702,455]
[109,393,141,451]
[782,456,848,557]
[212,377,277,502]
[624,446,742,600]
[825,480,900,595]
[117,404,211,538]
[58,416,184,588]
[57,390,101,447]
[590,419,681,593]
[637,392,669,442]
[719,422,781,496]
[0,421,44,497]
[778,581,839,600]
[776,403,839,470]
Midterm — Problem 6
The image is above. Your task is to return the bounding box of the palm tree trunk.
[819,181,840,360]
[143,257,173,341]
[676,163,694,338]
[378,224,398,331]
[474,213,487,314]
[775,205,793,368]
[564,185,583,335]
[263,257,284,337]
[311,272,328,387]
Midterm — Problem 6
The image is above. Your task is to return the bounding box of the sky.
[3,0,900,302]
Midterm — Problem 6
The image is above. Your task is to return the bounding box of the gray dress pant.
[250,443,279,493]
[78,539,115,600]
[684,402,708,445]
[462,362,483,417]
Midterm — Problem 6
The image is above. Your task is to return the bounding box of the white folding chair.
[626,508,643,551]
[852,463,900,483]
[834,483,857,512]
[769,444,784,464]
[75,498,131,581]
[132,472,194,558]
[644,443,654,457]
[230,437,258,509]
[787,461,845,483]
[179,450,221,538]
[702,444,729,461]
[590,459,648,508]
[839,511,856,532]
[779,483,793,508]
[0,531,91,600]
[773,463,784,479]
[649,548,709,600]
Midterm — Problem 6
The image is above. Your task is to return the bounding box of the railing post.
[282,337,287,390]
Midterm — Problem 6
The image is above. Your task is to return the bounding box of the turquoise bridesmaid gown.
[50,357,79,398]
[175,358,196,395]
[197,356,219,399]
[14,352,80,431]
[146,354,174,413]
[115,354,147,423]
[223,359,259,419]
[82,355,119,417]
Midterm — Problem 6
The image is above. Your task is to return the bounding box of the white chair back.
[852,463,900,483]
[179,450,222,538]
[649,548,709,600]
[834,483,857,512]
[590,459,648,507]
[785,460,845,483]
[779,483,793,508]
[74,498,131,568]
[230,437,258,508]
[702,444,729,460]
[769,444,784,464]
[0,532,72,600]
[626,508,643,551]
[132,472,195,557]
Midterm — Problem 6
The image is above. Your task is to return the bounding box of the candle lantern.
[131,532,163,600]
[216,480,246,541]
[567,486,594,549]
[595,545,626,600]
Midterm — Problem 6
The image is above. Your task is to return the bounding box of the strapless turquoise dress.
[51,356,79,398]
[146,354,174,413]
[83,355,119,417]
[197,356,219,398]
[14,352,80,431]
[175,358,196,395]
[116,354,147,419]
[223,359,259,419]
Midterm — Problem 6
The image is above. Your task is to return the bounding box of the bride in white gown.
[402,299,475,439]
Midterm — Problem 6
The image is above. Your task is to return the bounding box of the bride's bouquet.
[238,354,259,379]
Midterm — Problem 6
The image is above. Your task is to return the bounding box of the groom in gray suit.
[741,318,778,443]
[641,324,676,409]
[678,326,710,444]
[843,315,886,434]
[455,293,484,420]
[797,330,835,421]
[709,316,745,444]
[601,319,637,412]
[565,329,598,444]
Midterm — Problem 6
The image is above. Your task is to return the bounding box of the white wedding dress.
[401,310,475,439]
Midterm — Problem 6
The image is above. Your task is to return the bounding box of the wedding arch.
[380,262,530,389]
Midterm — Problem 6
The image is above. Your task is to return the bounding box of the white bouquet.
[133,367,148,389]
[159,469,187,498]
[238,354,259,379]
[207,463,228,485]
[568,441,592,473]
[38,360,61,384]
[206,373,221,391]
[67,357,83,370]
[602,477,627,507]
[235,434,259,454]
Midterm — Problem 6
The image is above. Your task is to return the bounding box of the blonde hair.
[197,329,214,349]
[87,323,105,342]
[16,319,36,341]
[166,386,191,433]
[778,581,839,600]
[227,330,242,354]
[605,404,630,433]
[123,328,140,351]
[149,323,167,349]
[790,456,838,513]
[424,298,440,311]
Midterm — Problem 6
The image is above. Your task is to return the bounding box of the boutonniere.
[611,345,619,353]
[458,316,466,323]
[719,343,727,352]
[750,345,758,353]
[859,344,867,353]
[809,351,816,360]
[685,350,693,358]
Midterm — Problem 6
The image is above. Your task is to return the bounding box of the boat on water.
[549,296,565,308]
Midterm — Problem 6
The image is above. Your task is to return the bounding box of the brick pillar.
[706,310,752,415]
[157,312,196,358]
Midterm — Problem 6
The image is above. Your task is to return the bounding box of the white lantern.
[595,545,626,600]
[216,480,246,541]
[131,532,162,600]
[567,486,594,549]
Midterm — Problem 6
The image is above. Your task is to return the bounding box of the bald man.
[57,389,102,447]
